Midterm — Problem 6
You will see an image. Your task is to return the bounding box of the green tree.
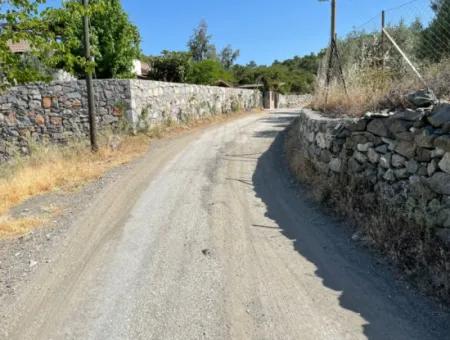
[219,45,240,69]
[42,0,141,78]
[145,50,192,83]
[0,0,56,87]
[419,0,450,61]
[187,59,233,85]
[187,20,216,62]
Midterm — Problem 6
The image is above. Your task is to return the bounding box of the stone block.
[354,151,368,163]
[406,160,419,174]
[428,103,450,128]
[367,119,389,137]
[368,148,380,164]
[357,142,373,152]
[407,89,436,107]
[395,141,416,158]
[392,154,406,168]
[438,153,450,174]
[434,135,450,152]
[427,172,450,195]
[383,169,396,182]
[414,127,436,148]
[329,158,342,173]
[42,97,52,109]
[428,159,438,177]
[416,147,432,162]
[394,168,409,179]
[379,153,392,169]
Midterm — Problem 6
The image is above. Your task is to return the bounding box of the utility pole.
[325,0,347,100]
[381,10,385,69]
[331,0,336,42]
[82,0,98,152]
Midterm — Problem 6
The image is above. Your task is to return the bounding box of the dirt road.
[2,111,449,339]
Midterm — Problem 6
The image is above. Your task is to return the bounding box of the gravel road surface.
[2,110,449,340]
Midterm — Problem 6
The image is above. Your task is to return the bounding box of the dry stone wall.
[0,80,262,161]
[278,94,312,108]
[0,80,131,161]
[130,80,262,128]
[288,107,450,234]
[286,106,450,300]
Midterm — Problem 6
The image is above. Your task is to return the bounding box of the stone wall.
[278,94,312,108]
[285,106,450,300]
[0,80,262,161]
[129,80,262,127]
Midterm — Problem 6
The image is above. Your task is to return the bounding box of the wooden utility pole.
[82,0,98,152]
[331,0,336,42]
[381,10,386,69]
[325,0,347,99]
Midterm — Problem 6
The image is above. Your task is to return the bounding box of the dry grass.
[311,59,450,117]
[0,134,150,218]
[0,110,260,238]
[0,216,43,238]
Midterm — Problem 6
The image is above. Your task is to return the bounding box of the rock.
[427,172,450,195]
[395,141,416,158]
[354,151,367,163]
[379,153,392,169]
[394,131,414,142]
[394,168,409,179]
[415,148,432,162]
[406,160,419,174]
[348,119,367,132]
[367,119,389,137]
[382,137,397,151]
[357,142,373,152]
[329,158,342,173]
[392,154,406,168]
[383,169,396,182]
[434,135,450,152]
[414,128,436,148]
[387,118,413,134]
[367,148,380,164]
[435,228,450,246]
[428,103,450,128]
[42,97,52,109]
[431,148,445,158]
[406,89,436,107]
[438,210,450,228]
[349,158,364,173]
[428,159,438,176]
[316,132,332,149]
[391,109,425,121]
[375,144,388,154]
[438,152,450,174]
[418,164,428,176]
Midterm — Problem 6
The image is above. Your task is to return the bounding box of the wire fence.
[314,0,450,116]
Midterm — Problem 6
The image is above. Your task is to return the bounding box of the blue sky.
[45,0,434,65]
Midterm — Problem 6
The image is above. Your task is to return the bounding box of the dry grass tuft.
[0,134,150,218]
[0,216,43,238]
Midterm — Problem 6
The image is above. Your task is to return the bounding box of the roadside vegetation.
[312,0,450,116]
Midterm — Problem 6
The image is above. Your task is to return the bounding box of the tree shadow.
[251,128,450,340]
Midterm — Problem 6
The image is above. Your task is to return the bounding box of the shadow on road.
[251,113,449,340]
